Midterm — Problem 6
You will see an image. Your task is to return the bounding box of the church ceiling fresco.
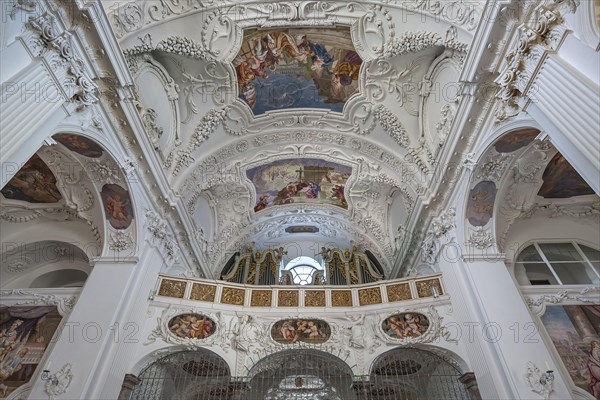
[53,134,104,158]
[538,153,595,199]
[493,129,539,153]
[0,154,62,204]
[466,181,496,227]
[101,184,134,230]
[247,159,352,212]
[235,27,362,114]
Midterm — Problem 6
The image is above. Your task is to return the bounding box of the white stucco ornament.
[44,363,73,400]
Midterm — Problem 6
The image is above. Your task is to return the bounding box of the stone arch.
[367,346,475,399]
[246,349,355,399]
[47,127,144,260]
[0,240,91,289]
[458,121,545,254]
[128,348,232,400]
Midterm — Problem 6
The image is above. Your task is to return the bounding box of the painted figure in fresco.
[589,340,600,398]
[330,50,361,100]
[170,316,192,338]
[331,185,347,207]
[254,193,270,212]
[279,320,296,340]
[305,182,321,199]
[386,316,405,338]
[0,347,28,380]
[470,189,493,215]
[1,156,62,203]
[0,320,23,361]
[402,313,426,337]
[106,194,130,223]
[54,134,103,158]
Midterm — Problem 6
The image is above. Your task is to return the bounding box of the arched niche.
[0,241,91,289]
[368,346,476,399]
[246,349,355,400]
[128,349,231,400]
[458,124,543,253]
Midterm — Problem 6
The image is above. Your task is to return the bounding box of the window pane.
[517,245,543,262]
[580,245,600,261]
[522,262,559,285]
[538,243,582,262]
[550,262,596,285]
[592,262,600,276]
[290,266,316,285]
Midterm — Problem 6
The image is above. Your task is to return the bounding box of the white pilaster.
[0,59,67,186]
[28,257,139,399]
[527,54,600,194]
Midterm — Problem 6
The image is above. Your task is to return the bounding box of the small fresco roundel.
[168,313,216,340]
[382,312,430,340]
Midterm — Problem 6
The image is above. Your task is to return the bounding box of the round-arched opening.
[283,256,324,285]
[514,241,600,286]
[29,269,88,288]
[129,350,231,400]
[247,349,355,399]
[368,347,472,399]
[0,241,91,289]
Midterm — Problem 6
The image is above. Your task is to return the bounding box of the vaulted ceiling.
[102,0,476,276]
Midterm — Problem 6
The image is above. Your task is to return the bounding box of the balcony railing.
[154,273,445,308]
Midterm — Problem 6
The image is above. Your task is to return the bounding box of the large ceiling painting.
[247,159,352,212]
[538,153,595,198]
[234,27,362,115]
[1,154,62,203]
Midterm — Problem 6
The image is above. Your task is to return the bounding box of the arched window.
[516,242,600,285]
[282,256,324,285]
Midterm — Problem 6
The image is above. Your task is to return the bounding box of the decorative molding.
[109,230,135,252]
[372,104,409,148]
[0,289,78,316]
[190,108,229,149]
[421,208,456,264]
[435,103,455,143]
[45,363,74,400]
[145,209,180,264]
[466,228,495,249]
[156,36,210,59]
[525,361,554,400]
[524,286,599,316]
[28,13,99,108]
[402,0,481,31]
[494,2,578,120]
[140,108,163,149]
[6,257,34,273]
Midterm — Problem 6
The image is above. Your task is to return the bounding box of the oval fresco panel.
[53,134,104,158]
[271,319,331,344]
[168,313,216,340]
[101,184,134,229]
[466,181,497,227]
[382,312,430,340]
